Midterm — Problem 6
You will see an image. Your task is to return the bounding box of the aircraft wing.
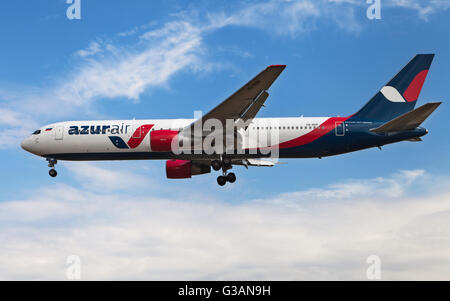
[183,65,286,135]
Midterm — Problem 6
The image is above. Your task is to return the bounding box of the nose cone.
[21,137,33,153]
[21,136,41,155]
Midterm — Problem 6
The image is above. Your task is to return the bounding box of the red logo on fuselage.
[127,124,154,149]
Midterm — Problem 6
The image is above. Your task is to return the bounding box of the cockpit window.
[32,130,41,135]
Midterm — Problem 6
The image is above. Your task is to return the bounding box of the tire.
[49,169,57,178]
[217,176,226,186]
[226,172,236,183]
[211,160,221,171]
[222,157,232,169]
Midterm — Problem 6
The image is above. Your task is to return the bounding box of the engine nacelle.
[166,160,211,179]
[150,130,178,152]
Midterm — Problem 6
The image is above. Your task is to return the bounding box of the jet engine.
[166,160,211,179]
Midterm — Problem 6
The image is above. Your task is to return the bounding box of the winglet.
[267,64,286,68]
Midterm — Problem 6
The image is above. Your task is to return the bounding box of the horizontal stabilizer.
[370,102,441,133]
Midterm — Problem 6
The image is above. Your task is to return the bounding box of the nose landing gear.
[47,158,58,178]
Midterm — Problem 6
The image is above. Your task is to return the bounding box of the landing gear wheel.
[226,172,236,183]
[49,169,57,178]
[211,160,222,171]
[217,176,226,186]
[222,157,232,169]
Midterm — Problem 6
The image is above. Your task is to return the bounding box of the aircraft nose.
[21,137,32,152]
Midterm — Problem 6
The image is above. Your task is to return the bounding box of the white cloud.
[206,0,321,36]
[0,108,23,127]
[76,41,103,57]
[35,20,207,112]
[63,161,154,192]
[205,0,362,36]
[385,0,450,20]
[262,169,426,209]
[0,19,208,148]
[0,107,38,149]
[0,169,449,280]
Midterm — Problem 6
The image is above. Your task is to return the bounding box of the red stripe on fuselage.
[274,117,350,150]
[127,124,154,149]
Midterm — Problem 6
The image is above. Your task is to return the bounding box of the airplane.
[21,54,441,186]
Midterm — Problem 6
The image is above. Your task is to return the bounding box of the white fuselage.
[21,117,329,159]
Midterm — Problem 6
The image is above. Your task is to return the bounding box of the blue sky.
[0,0,450,280]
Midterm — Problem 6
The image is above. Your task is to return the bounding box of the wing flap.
[232,158,276,167]
[241,91,269,121]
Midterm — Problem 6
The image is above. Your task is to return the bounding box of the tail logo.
[380,86,408,103]
[109,124,154,149]
[381,70,429,103]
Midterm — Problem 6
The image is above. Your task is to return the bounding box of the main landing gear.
[212,158,236,186]
[47,158,58,178]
